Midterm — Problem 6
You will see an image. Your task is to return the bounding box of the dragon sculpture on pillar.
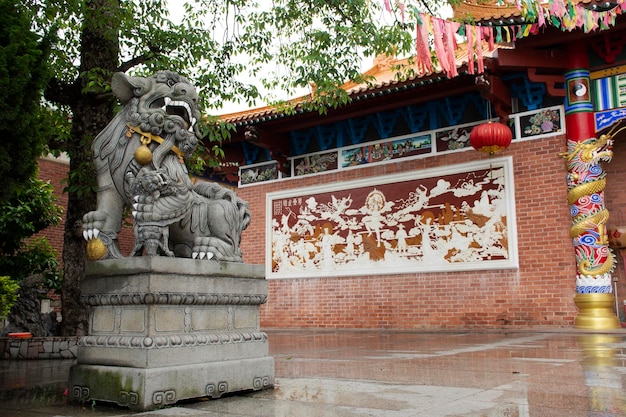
[82,71,250,262]
[560,132,615,293]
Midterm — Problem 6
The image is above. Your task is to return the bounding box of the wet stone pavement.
[1,330,626,416]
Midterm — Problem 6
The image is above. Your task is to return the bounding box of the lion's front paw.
[190,237,243,262]
[191,237,216,260]
[82,210,108,241]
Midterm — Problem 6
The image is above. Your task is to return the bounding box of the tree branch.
[117,52,152,73]
[94,92,115,102]
[117,44,162,73]
[420,0,435,16]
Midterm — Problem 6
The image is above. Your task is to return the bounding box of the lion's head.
[111,71,202,165]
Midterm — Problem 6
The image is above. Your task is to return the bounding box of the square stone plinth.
[69,356,274,410]
[69,257,274,411]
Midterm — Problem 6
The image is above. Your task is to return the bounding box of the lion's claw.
[192,251,214,260]
[83,210,108,242]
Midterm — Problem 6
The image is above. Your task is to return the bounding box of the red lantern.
[469,122,512,155]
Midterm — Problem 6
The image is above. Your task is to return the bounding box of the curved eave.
[454,0,618,26]
[221,72,446,127]
[221,59,496,128]
[454,0,524,25]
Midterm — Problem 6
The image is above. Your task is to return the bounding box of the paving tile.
[1,331,626,416]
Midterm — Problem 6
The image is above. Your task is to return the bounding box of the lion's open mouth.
[152,97,197,132]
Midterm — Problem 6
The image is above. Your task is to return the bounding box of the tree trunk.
[60,151,95,336]
[60,0,120,336]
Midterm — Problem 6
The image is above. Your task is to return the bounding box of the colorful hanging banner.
[386,0,625,79]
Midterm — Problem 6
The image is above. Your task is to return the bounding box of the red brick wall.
[238,134,583,329]
[36,132,626,329]
[34,157,69,313]
[35,156,69,256]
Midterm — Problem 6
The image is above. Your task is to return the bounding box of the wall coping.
[0,336,79,360]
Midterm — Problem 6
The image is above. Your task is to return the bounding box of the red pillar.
[562,42,620,329]
[564,43,595,141]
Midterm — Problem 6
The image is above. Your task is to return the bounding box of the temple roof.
[219,46,498,126]
[453,0,619,25]
[454,0,523,24]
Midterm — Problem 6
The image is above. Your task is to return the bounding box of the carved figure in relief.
[270,165,513,276]
[82,71,250,262]
[362,189,386,245]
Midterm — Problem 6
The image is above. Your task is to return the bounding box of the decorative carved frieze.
[83,292,267,306]
[79,332,268,349]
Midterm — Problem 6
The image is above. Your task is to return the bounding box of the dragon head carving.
[561,135,614,172]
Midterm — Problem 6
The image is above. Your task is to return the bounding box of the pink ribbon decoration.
[416,14,434,74]
[466,25,474,75]
[431,17,450,76]
[443,20,460,78]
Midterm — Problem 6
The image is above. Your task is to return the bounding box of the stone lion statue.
[82,71,250,262]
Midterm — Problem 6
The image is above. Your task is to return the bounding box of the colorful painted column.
[561,44,620,329]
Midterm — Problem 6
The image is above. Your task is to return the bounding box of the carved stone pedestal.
[68,257,273,411]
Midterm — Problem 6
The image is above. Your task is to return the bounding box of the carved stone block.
[68,257,274,411]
